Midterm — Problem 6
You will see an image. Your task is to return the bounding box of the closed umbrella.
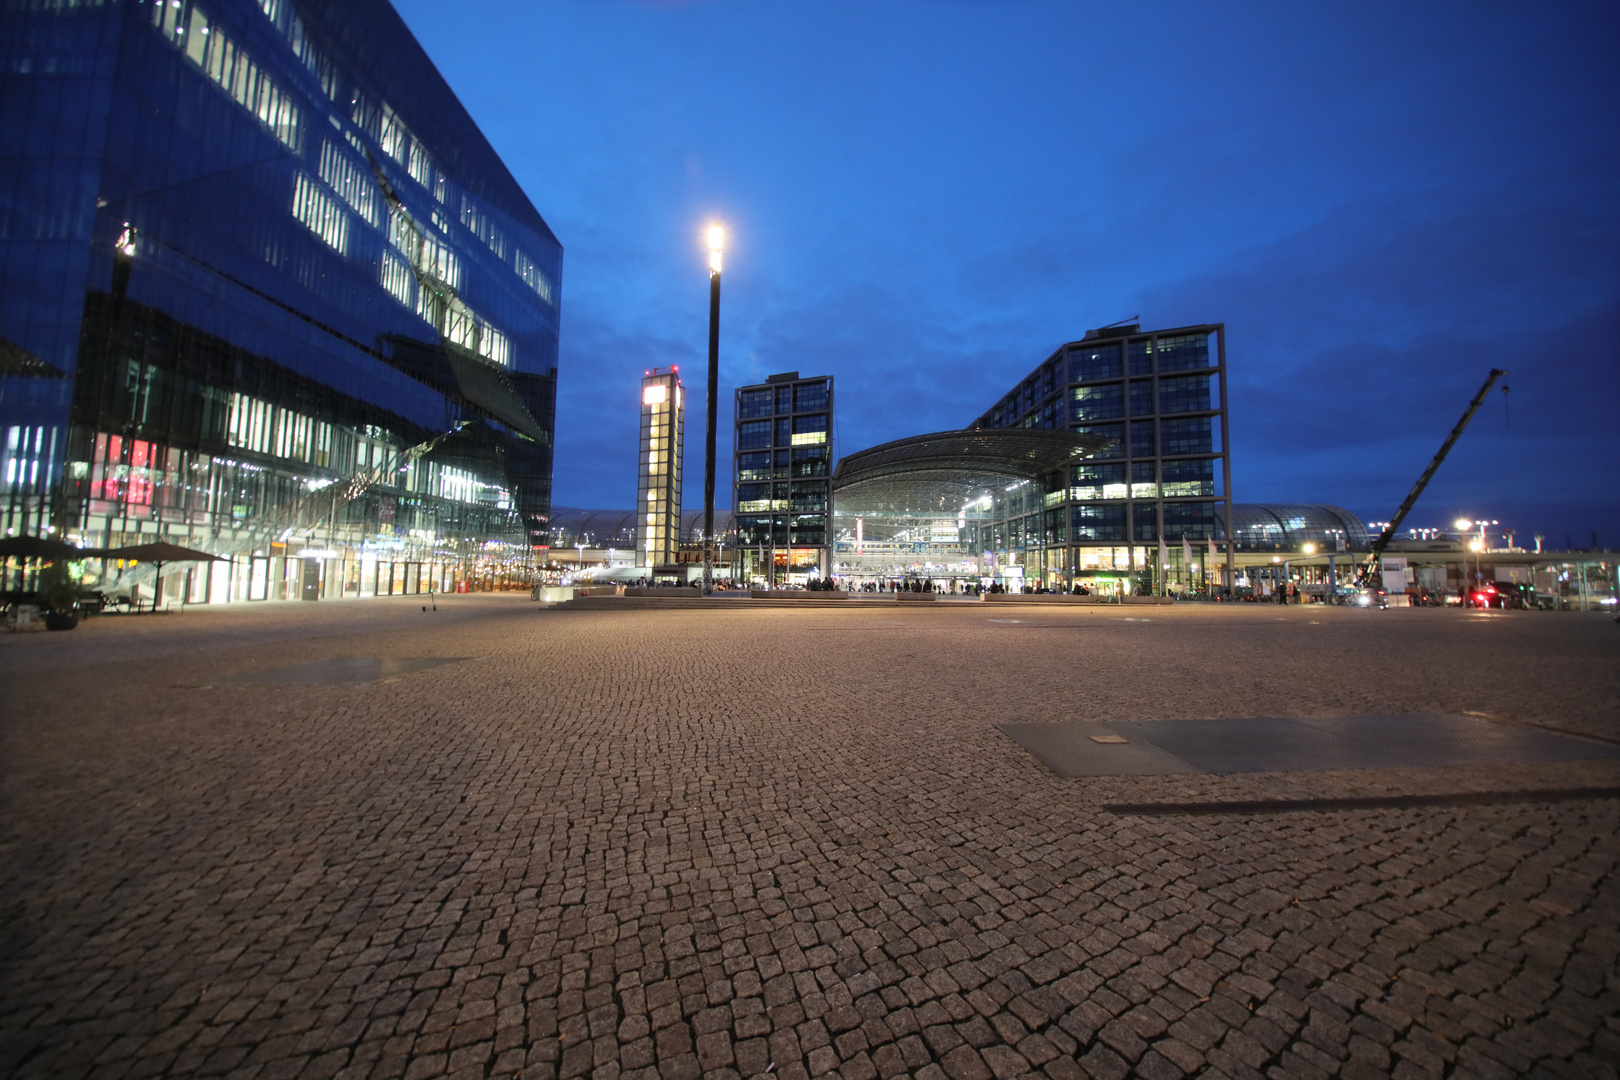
[100,541,226,611]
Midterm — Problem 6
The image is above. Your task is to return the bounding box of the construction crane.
[1354,369,1507,585]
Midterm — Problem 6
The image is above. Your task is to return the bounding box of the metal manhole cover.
[1000,713,1620,778]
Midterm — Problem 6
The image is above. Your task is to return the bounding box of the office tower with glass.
[0,0,561,602]
[733,371,833,583]
[969,323,1232,592]
[636,368,683,569]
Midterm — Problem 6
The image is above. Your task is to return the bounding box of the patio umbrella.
[1,535,94,592]
[0,535,90,561]
[100,541,227,611]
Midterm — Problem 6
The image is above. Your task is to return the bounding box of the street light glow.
[708,224,724,273]
[1454,518,1472,530]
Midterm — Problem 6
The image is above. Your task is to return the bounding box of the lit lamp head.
[1454,518,1472,530]
[707,224,724,273]
[1302,543,1316,555]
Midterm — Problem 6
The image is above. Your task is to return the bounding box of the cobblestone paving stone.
[1,596,1618,1080]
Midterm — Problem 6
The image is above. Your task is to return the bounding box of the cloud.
[1137,174,1620,540]
[551,305,702,509]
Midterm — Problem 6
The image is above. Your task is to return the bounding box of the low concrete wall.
[750,590,850,599]
[623,587,700,598]
[895,593,937,602]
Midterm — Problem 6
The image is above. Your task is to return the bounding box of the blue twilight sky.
[392,0,1620,545]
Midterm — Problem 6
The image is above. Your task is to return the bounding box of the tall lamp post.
[702,225,724,595]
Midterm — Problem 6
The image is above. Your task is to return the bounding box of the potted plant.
[38,561,85,631]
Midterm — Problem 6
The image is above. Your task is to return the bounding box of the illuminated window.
[166,4,300,149]
[320,141,383,228]
[292,175,347,252]
[380,250,416,310]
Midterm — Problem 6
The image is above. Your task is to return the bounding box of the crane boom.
[1355,368,1506,585]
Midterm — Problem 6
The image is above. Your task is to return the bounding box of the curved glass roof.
[1227,504,1370,551]
[832,428,1112,512]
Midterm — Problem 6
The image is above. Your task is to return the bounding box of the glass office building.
[970,323,1231,591]
[733,371,832,583]
[635,367,682,569]
[0,0,561,601]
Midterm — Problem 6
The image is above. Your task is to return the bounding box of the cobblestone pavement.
[2,597,1618,1080]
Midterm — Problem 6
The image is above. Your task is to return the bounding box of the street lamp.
[701,224,723,595]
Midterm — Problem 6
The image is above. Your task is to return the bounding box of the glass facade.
[969,323,1231,590]
[1,0,560,601]
[732,371,832,582]
[636,369,682,568]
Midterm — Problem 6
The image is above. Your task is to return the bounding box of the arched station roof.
[1228,504,1370,551]
[831,428,1113,513]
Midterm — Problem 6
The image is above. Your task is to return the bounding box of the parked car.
[1470,582,1534,609]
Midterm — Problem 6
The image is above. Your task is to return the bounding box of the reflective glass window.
[1129,420,1155,458]
[1154,334,1210,372]
[1160,417,1213,455]
[1070,462,1125,501]
[1072,503,1125,541]
[736,515,772,544]
[776,386,792,413]
[1158,374,1211,414]
[1072,383,1123,421]
[738,389,771,418]
[1129,380,1155,417]
[790,482,826,511]
[1163,500,1216,540]
[737,451,772,480]
[738,420,772,450]
[736,483,773,512]
[1075,422,1124,459]
[791,447,828,476]
[791,515,825,545]
[794,380,828,411]
[1128,339,1153,375]
[790,414,827,446]
[1162,457,1215,497]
